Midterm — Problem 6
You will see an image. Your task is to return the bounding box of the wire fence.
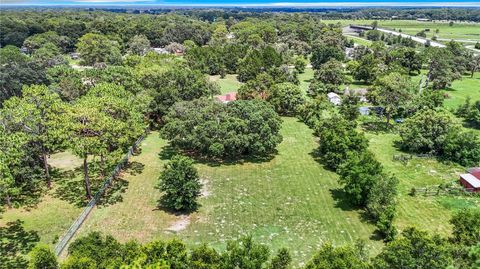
[54,134,146,256]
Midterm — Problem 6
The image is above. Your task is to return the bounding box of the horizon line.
[2,2,480,7]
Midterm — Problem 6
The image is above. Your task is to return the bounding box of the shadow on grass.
[53,167,87,207]
[53,165,131,208]
[329,188,362,211]
[158,144,276,167]
[308,148,337,172]
[97,177,129,207]
[154,201,199,216]
[369,230,385,241]
[361,120,396,134]
[124,161,145,176]
[0,220,39,269]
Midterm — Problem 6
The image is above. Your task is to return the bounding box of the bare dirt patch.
[200,179,210,197]
[166,215,191,233]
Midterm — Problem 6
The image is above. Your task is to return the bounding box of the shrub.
[158,155,202,212]
[29,245,58,269]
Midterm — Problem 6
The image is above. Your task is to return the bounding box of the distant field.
[345,35,373,47]
[330,19,480,44]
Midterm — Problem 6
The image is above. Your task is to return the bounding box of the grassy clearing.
[365,131,480,235]
[209,74,242,94]
[298,67,314,93]
[77,119,383,266]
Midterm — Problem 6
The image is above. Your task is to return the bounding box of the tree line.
[26,208,480,269]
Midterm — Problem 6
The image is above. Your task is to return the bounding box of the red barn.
[460,172,480,192]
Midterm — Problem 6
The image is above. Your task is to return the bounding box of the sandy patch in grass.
[167,215,191,232]
[201,179,211,197]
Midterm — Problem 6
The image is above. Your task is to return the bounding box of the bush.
[443,130,480,167]
[398,109,458,154]
[67,232,124,268]
[158,155,202,212]
[29,245,58,269]
[337,151,383,206]
[450,208,480,246]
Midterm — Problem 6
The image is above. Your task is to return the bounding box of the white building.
[327,92,341,106]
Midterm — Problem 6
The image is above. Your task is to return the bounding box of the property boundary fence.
[410,185,479,197]
[54,134,146,256]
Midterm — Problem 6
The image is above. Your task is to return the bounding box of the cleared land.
[76,120,382,266]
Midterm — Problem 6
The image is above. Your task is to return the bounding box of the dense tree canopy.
[161,99,283,159]
[76,33,122,66]
[314,114,368,170]
[399,109,458,154]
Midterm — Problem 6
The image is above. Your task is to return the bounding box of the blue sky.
[2,0,480,6]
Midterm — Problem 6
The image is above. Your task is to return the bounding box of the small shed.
[327,92,341,106]
[359,106,370,116]
[215,92,237,103]
[459,173,480,192]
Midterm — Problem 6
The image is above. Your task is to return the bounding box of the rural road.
[376,28,446,48]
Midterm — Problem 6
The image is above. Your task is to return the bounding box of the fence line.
[54,134,146,256]
[410,185,479,197]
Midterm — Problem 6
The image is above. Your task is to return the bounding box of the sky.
[2,0,480,6]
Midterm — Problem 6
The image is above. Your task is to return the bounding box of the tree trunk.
[83,156,92,200]
[42,148,51,189]
[100,153,106,178]
[386,111,391,127]
[5,195,12,208]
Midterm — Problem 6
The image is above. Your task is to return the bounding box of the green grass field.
[367,132,479,234]
[298,67,314,93]
[443,73,480,109]
[76,121,383,266]
[345,35,373,47]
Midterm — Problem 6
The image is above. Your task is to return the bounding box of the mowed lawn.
[77,119,382,265]
[443,73,480,109]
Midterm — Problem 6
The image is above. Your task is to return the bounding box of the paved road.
[376,28,446,48]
